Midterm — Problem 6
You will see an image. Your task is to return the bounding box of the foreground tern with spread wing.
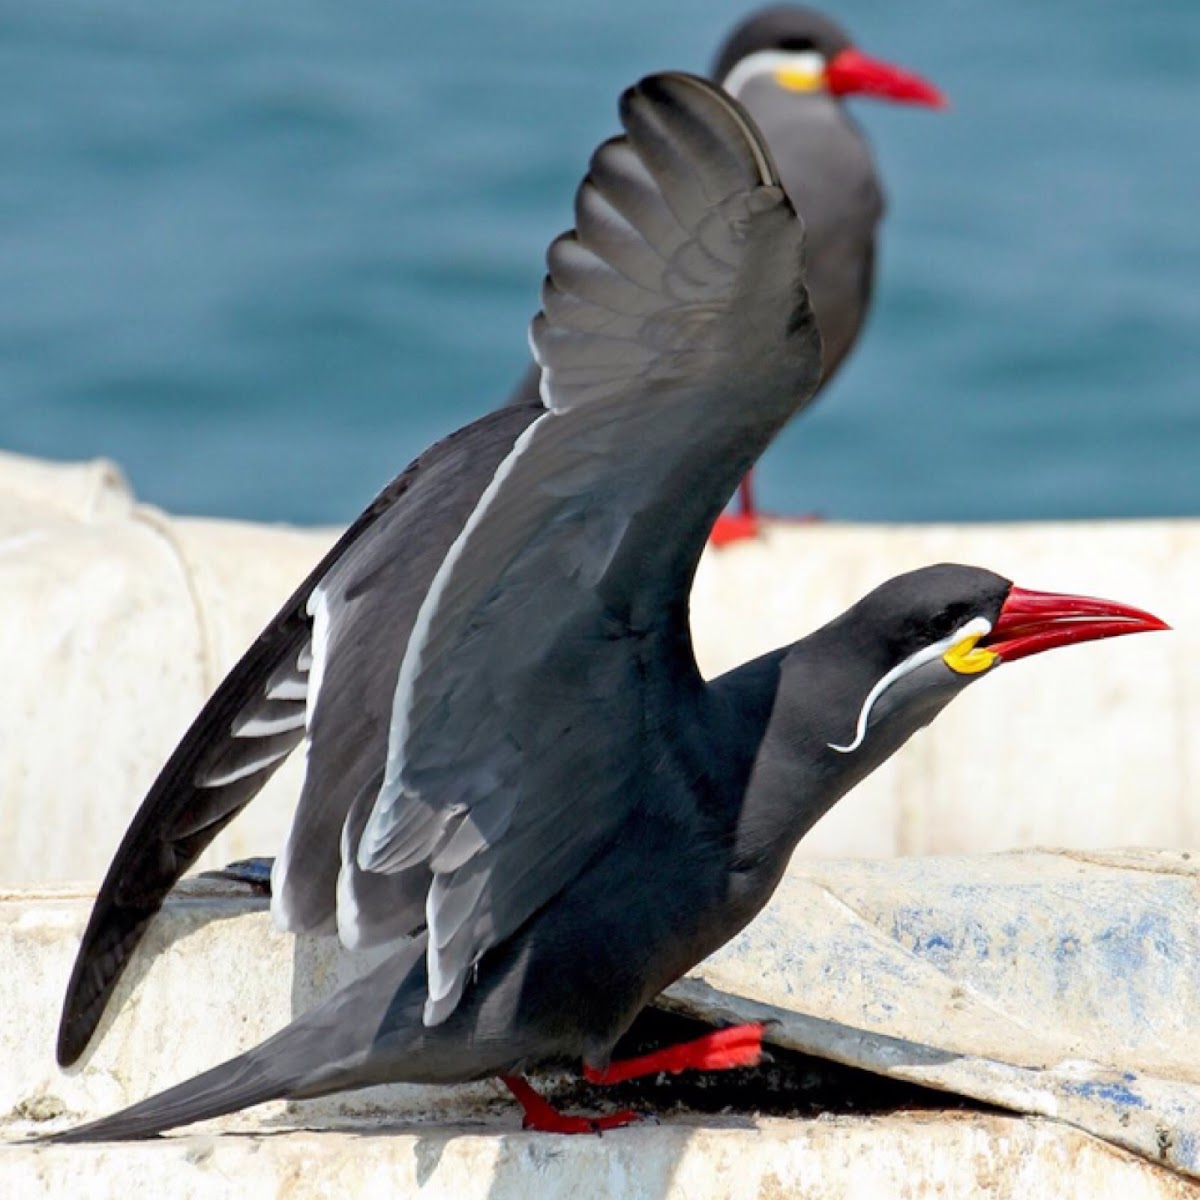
[55,72,1164,1141]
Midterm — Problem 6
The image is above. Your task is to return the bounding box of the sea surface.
[1,0,1197,525]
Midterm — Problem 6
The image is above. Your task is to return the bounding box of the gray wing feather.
[269,404,541,939]
[334,769,432,948]
[351,73,821,1025]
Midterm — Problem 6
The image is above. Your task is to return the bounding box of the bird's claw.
[520,1108,642,1136]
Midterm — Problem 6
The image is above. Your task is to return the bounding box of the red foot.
[710,512,760,547]
[583,1022,766,1086]
[501,1075,640,1135]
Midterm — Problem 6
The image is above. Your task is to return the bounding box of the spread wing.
[349,73,823,1024]
[56,404,540,1066]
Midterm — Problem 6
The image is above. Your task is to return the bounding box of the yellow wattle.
[942,634,997,676]
[774,66,824,93]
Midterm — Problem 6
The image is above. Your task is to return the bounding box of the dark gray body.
[57,583,985,1140]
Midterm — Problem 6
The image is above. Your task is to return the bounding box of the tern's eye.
[929,602,972,644]
[778,36,817,53]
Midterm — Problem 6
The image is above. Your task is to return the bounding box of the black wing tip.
[44,1112,165,1144]
[56,907,154,1067]
[57,1022,89,1069]
[58,993,109,1069]
[619,71,778,189]
[57,999,96,1067]
[620,70,710,113]
[58,966,103,1068]
[44,1125,110,1146]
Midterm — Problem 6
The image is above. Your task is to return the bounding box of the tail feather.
[52,937,430,1142]
[50,1046,292,1143]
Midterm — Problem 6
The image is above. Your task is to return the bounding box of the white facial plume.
[828,617,993,754]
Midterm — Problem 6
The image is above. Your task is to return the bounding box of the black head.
[741,562,1164,859]
[810,564,1009,756]
[712,6,945,109]
[844,563,1011,671]
[712,6,854,81]
[796,562,1165,763]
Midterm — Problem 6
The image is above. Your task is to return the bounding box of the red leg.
[710,473,760,547]
[501,1075,640,1135]
[738,474,757,519]
[583,1022,766,1086]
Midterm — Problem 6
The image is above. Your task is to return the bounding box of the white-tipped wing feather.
[350,74,822,1024]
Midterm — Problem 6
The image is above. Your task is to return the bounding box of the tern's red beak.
[982,585,1170,663]
[826,48,946,108]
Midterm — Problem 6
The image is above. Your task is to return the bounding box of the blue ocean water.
[0,0,1197,525]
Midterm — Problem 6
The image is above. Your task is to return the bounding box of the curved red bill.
[983,585,1170,663]
[826,48,946,108]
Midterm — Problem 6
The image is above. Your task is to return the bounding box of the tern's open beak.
[982,585,1170,663]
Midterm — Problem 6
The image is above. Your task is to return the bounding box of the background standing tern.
[508,5,946,544]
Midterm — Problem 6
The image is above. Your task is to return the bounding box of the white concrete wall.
[0,450,1190,884]
[0,452,335,884]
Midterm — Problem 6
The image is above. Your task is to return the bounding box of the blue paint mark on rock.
[1063,1076,1149,1111]
[1171,1129,1200,1170]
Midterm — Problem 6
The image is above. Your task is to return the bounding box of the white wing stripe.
[360,411,551,870]
[303,587,333,735]
[270,589,332,928]
[336,815,366,949]
[197,744,295,789]
[266,676,308,702]
[232,708,307,738]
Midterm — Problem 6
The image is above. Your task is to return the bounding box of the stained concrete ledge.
[10,853,1200,1194]
[9,1115,1199,1200]
[14,851,1200,1133]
